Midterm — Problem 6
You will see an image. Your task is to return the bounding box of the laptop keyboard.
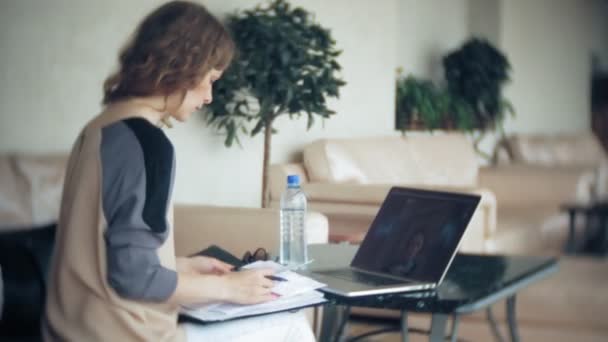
[317,269,410,286]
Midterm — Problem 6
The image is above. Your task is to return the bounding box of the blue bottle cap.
[287,175,300,186]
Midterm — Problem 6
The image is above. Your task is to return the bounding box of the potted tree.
[395,73,449,133]
[205,0,345,207]
[395,72,477,133]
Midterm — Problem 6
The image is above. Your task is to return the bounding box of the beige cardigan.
[43,111,186,341]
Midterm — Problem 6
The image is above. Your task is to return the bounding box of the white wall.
[1,0,606,207]
[450,0,606,158]
[500,0,595,134]
[468,0,500,47]
[0,0,399,207]
[398,0,469,83]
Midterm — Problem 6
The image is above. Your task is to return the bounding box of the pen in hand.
[265,275,287,282]
[232,267,287,282]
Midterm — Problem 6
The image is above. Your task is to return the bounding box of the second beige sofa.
[480,132,606,253]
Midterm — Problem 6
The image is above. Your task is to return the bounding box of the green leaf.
[225,121,236,147]
[306,112,315,130]
[251,118,265,136]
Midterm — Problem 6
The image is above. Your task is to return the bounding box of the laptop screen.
[351,187,480,283]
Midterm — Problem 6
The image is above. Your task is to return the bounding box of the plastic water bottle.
[279,175,308,268]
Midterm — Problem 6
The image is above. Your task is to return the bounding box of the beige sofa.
[0,153,329,247]
[269,133,594,255]
[497,132,607,200]
[0,152,329,335]
[479,132,607,253]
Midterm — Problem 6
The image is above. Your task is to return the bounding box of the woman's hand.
[169,266,276,306]
[176,256,234,275]
[219,268,276,305]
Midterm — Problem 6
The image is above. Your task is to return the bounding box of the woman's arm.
[175,256,233,275]
[167,268,276,306]
[100,122,277,307]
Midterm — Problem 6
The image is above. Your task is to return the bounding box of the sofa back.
[303,134,479,187]
[0,154,68,230]
[507,133,606,167]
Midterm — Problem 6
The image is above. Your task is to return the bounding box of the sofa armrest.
[462,188,497,253]
[479,164,595,209]
[303,183,391,205]
[173,204,328,258]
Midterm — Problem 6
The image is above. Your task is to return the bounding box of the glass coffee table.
[307,244,558,342]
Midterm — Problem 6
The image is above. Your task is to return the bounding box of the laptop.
[309,186,481,297]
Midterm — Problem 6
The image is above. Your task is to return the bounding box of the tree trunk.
[261,118,273,208]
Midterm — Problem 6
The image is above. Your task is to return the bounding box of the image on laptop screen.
[351,188,478,283]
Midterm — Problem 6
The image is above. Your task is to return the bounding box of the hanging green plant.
[443,37,514,131]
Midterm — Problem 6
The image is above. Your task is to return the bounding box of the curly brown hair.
[103,1,235,104]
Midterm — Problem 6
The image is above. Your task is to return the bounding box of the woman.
[42,1,315,341]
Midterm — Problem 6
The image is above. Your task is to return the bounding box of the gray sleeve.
[100,121,177,302]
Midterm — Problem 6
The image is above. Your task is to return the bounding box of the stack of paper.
[181,261,327,322]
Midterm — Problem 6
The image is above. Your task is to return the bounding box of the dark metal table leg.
[599,214,608,254]
[429,314,448,342]
[450,314,461,342]
[486,307,506,342]
[506,296,520,342]
[319,304,350,342]
[566,210,577,253]
[334,306,350,342]
[400,310,409,342]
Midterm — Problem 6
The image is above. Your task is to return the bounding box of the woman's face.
[171,68,223,121]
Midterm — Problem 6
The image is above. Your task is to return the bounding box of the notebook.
[179,247,327,323]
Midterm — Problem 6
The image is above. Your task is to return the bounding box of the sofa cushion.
[15,154,67,226]
[405,133,478,187]
[509,133,606,167]
[0,155,30,229]
[0,154,67,230]
[479,164,595,208]
[502,133,608,201]
[303,134,478,187]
